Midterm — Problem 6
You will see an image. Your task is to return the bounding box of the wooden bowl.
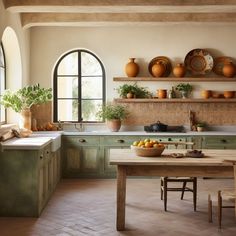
[223,91,235,99]
[131,145,165,157]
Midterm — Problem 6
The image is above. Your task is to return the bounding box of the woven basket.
[131,145,165,157]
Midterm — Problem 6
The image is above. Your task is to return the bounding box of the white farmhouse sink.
[31,132,62,152]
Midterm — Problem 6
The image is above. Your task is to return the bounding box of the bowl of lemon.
[131,139,165,157]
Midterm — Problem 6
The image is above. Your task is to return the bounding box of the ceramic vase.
[151,61,165,77]
[19,108,32,130]
[222,62,235,78]
[201,90,212,99]
[173,63,186,78]
[107,119,121,132]
[157,89,167,98]
[125,58,139,77]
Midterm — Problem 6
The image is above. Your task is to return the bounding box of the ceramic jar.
[157,89,167,98]
[223,91,235,99]
[222,62,235,78]
[173,63,186,78]
[201,90,212,99]
[19,108,32,130]
[125,58,139,77]
[151,61,165,77]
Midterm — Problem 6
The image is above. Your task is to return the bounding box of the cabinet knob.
[40,155,43,159]
[117,139,124,143]
[221,139,227,143]
[79,139,86,143]
[168,138,172,141]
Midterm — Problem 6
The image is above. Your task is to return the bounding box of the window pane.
[58,99,78,121]
[58,77,78,98]
[0,46,4,67]
[81,52,102,76]
[82,100,103,121]
[82,77,103,99]
[58,52,78,75]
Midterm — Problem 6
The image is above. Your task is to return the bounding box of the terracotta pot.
[126,92,134,98]
[107,119,121,132]
[19,108,32,130]
[197,126,204,132]
[222,62,235,78]
[125,58,139,77]
[223,91,235,98]
[201,90,212,99]
[157,89,167,98]
[173,63,186,78]
[151,61,165,77]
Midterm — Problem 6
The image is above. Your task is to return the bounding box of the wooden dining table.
[109,149,236,231]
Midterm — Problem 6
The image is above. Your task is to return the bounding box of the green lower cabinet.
[0,144,60,217]
[62,136,101,178]
[202,136,236,149]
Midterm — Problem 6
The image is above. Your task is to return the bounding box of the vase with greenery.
[1,83,52,130]
[176,83,193,98]
[196,122,206,132]
[96,103,129,132]
[116,83,151,98]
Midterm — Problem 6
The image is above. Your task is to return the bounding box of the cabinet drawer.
[63,136,100,146]
[101,136,138,147]
[203,137,236,146]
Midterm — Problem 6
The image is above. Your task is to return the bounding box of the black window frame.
[0,42,6,124]
[53,49,106,123]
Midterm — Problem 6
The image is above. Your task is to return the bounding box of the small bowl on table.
[131,145,165,157]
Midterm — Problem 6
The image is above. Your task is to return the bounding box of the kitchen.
[0,0,236,235]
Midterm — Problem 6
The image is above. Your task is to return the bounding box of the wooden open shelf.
[114,98,236,103]
[113,77,236,82]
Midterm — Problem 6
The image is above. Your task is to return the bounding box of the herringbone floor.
[0,178,235,236]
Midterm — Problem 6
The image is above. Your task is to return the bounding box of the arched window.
[0,43,6,123]
[53,49,105,122]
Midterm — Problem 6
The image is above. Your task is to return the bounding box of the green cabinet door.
[202,136,236,149]
[62,136,101,178]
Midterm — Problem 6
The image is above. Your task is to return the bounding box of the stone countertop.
[2,130,236,150]
[1,131,63,151]
[62,130,236,136]
[1,136,52,150]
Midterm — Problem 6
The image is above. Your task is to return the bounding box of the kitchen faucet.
[74,118,84,132]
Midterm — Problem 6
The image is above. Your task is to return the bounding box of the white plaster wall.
[30,25,236,100]
[0,0,30,124]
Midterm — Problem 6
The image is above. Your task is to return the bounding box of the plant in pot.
[1,84,52,130]
[196,122,206,132]
[96,103,129,132]
[176,83,193,98]
[116,83,151,98]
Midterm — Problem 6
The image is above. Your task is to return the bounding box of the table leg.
[117,165,126,231]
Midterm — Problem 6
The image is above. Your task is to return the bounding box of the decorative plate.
[213,56,234,76]
[184,49,214,75]
[148,56,172,77]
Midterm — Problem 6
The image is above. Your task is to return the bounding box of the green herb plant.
[176,83,193,92]
[116,83,151,98]
[96,103,129,121]
[1,83,52,113]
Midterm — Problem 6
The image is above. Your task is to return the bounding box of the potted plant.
[116,83,151,98]
[176,83,193,98]
[196,122,206,132]
[96,103,129,132]
[1,84,52,130]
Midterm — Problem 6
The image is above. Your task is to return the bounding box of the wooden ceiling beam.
[21,12,236,28]
[5,0,236,13]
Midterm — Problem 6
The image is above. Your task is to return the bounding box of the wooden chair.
[160,141,197,211]
[161,177,197,211]
[208,159,236,228]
